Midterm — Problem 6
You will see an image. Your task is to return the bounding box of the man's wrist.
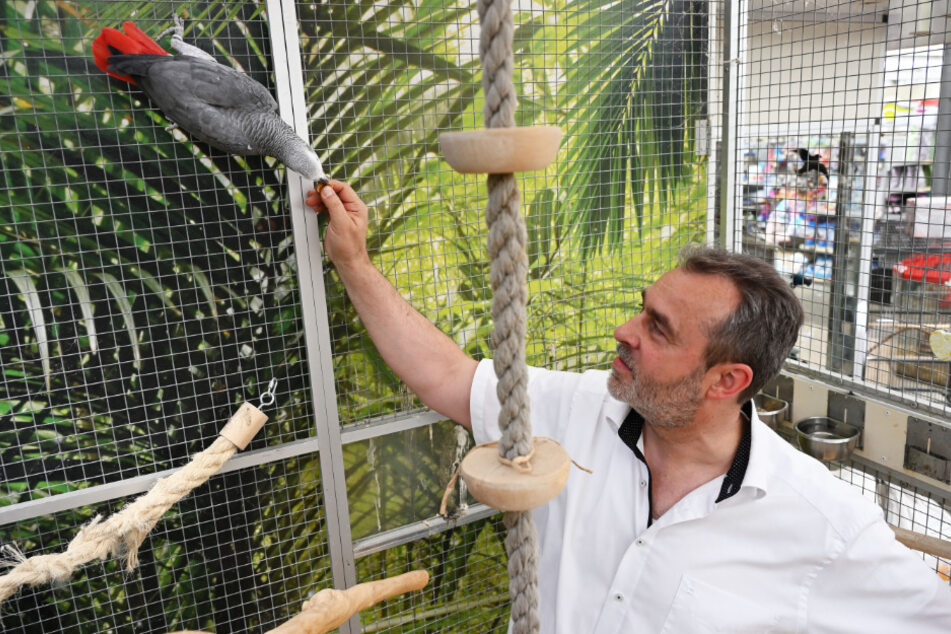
[333,252,375,280]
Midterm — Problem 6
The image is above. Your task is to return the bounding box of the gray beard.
[607,345,705,428]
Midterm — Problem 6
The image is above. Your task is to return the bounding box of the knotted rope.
[0,403,265,605]
[478,0,539,631]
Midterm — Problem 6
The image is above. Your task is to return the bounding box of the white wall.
[743,20,886,131]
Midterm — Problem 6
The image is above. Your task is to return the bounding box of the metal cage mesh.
[1,0,948,632]
[735,0,951,416]
[0,455,332,632]
[832,457,951,581]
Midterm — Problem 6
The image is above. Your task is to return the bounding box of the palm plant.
[1,1,323,630]
[0,0,709,630]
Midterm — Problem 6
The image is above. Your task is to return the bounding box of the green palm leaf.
[558,0,708,255]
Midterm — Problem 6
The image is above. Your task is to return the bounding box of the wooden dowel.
[890,525,951,560]
[266,570,430,634]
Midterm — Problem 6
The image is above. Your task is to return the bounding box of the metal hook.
[260,377,278,408]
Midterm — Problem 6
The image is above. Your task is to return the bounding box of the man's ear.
[705,363,753,401]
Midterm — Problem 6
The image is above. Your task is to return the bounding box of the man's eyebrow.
[641,288,678,342]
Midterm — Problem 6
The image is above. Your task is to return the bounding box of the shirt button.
[640,480,647,487]
[635,538,645,546]
[614,592,624,602]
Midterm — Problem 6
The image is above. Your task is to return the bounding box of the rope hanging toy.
[440,1,568,632]
[0,400,269,605]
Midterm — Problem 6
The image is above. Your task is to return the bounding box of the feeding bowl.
[753,393,788,429]
[796,417,860,462]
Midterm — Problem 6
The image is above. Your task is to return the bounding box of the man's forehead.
[644,269,738,332]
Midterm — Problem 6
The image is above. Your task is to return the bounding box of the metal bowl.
[753,393,788,429]
[796,417,860,462]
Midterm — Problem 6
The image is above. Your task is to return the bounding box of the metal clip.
[260,377,278,408]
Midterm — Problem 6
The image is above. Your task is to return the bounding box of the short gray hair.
[678,245,803,403]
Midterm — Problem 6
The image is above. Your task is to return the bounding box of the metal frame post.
[931,43,951,197]
[265,2,360,632]
[852,28,889,382]
[718,0,743,251]
[705,1,721,245]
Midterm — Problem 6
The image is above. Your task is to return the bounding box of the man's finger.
[320,184,348,223]
[305,190,325,211]
[333,181,361,205]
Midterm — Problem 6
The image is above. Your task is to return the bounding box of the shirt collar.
[739,403,773,496]
[604,394,630,431]
[615,400,757,504]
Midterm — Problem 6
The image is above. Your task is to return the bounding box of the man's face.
[608,344,706,428]
[607,269,740,428]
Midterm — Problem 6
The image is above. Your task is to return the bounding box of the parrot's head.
[283,144,329,185]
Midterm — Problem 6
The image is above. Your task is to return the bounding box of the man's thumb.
[321,185,345,221]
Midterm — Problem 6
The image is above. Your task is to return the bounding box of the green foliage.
[0,0,708,630]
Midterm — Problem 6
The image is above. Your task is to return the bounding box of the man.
[307,181,951,632]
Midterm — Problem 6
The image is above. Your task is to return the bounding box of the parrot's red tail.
[92,21,168,84]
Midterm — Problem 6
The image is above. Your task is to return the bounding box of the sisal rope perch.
[0,402,267,606]
[479,0,540,632]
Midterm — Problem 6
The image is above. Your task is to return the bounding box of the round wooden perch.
[460,437,571,512]
[439,126,562,174]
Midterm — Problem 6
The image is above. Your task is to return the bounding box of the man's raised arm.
[306,181,478,428]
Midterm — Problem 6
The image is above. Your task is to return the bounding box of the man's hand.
[305,179,477,427]
[306,180,370,269]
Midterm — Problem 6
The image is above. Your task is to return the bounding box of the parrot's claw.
[157,13,217,62]
[155,13,185,43]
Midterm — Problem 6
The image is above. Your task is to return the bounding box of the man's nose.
[614,316,640,347]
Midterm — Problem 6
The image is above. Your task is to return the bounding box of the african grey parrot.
[92,18,329,186]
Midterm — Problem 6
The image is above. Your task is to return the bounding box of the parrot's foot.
[157,13,217,62]
[155,13,185,44]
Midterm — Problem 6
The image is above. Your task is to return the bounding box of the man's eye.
[649,320,663,336]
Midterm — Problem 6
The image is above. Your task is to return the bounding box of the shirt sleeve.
[469,358,583,446]
[805,519,951,631]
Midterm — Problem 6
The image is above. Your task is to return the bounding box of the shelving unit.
[870,107,938,306]
[740,133,867,282]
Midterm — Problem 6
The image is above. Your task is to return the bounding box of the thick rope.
[0,435,239,605]
[478,0,539,631]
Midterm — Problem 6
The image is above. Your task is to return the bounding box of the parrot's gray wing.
[160,56,277,112]
[107,54,281,155]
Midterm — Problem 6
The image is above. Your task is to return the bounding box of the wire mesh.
[0,455,332,632]
[298,0,712,427]
[354,516,510,633]
[0,1,318,507]
[831,457,951,583]
[735,0,951,416]
[346,420,473,542]
[0,0,845,630]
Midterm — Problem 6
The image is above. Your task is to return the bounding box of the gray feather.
[106,53,326,181]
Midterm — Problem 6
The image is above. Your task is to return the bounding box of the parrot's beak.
[315,176,330,192]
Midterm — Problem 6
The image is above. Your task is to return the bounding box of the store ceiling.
[747,0,951,50]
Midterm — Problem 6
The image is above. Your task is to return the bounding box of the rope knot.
[498,445,535,473]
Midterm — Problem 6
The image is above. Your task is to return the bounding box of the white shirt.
[470,359,951,633]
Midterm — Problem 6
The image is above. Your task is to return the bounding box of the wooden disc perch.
[461,438,571,512]
[439,126,562,174]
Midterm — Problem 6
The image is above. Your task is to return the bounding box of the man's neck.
[641,405,745,518]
